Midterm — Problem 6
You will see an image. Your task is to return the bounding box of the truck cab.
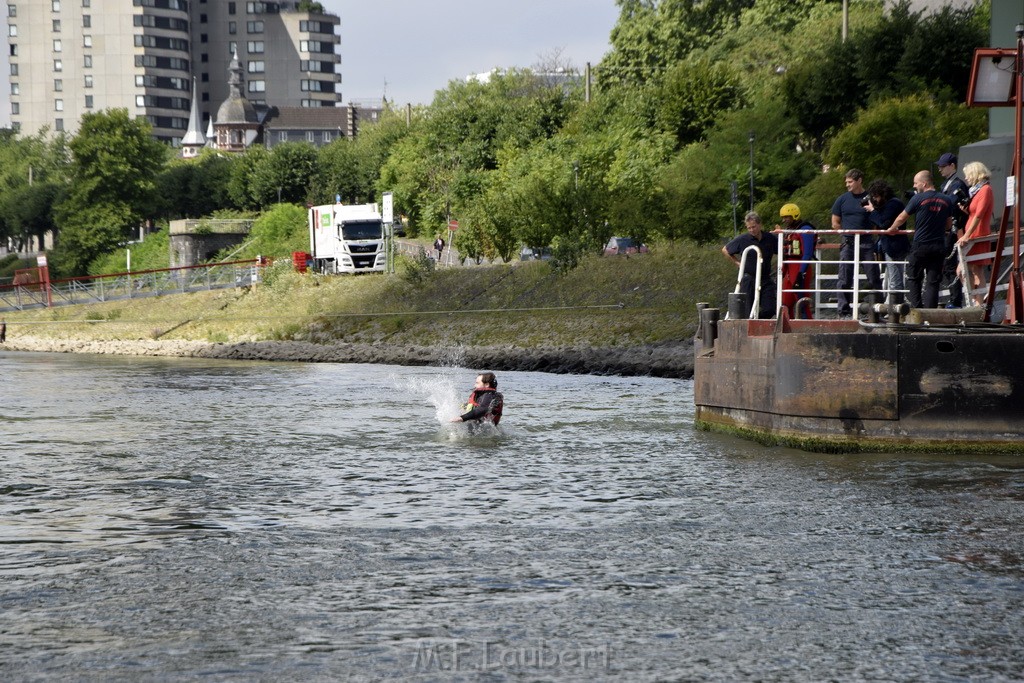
[308,203,386,274]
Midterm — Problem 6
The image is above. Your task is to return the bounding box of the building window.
[82,15,90,28]
[83,35,92,47]
[8,5,16,18]
[247,41,264,53]
[278,131,287,142]
[53,39,62,52]
[8,25,16,37]
[247,80,265,93]
[55,99,63,112]
[323,131,332,143]
[83,55,92,67]
[84,74,92,87]
[136,95,145,107]
[52,0,61,10]
[52,19,61,31]
[9,63,17,76]
[54,59,63,71]
[200,13,207,22]
[11,102,19,115]
[247,21,263,33]
[55,118,64,132]
[201,92,209,101]
[10,83,19,95]
[10,44,17,57]
[228,2,236,14]
[54,79,62,91]
[201,53,208,63]
[229,41,237,54]
[85,95,93,108]
[228,21,236,34]
[83,0,90,6]
[247,61,264,73]
[306,131,315,142]
[201,72,209,82]
[201,34,208,43]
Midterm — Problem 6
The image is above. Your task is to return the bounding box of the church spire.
[181,76,206,158]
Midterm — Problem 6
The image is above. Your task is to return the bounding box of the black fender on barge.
[693,310,1024,454]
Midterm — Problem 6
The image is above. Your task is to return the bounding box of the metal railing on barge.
[731,229,1013,320]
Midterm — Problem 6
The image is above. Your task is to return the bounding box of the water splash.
[402,366,463,425]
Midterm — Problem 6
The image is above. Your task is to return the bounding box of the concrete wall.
[169,233,246,269]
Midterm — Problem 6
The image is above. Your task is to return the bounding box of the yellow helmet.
[780,203,801,220]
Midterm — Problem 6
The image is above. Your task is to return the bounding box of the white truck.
[308,202,386,274]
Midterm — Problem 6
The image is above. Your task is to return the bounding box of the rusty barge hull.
[694,317,1024,454]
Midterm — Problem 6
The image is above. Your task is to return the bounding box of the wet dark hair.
[479,372,497,388]
[866,179,894,203]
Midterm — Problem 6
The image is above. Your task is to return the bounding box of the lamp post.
[731,181,739,237]
[748,131,755,212]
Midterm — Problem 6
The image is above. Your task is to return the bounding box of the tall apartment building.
[5,0,340,144]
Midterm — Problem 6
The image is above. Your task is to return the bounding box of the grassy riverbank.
[1,242,734,373]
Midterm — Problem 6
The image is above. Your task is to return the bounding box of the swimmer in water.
[450,372,503,425]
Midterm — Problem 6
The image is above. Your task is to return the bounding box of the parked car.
[604,237,649,256]
[520,246,553,261]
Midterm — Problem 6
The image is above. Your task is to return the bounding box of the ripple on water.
[1,357,1023,681]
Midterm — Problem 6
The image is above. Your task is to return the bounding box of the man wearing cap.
[936,152,969,308]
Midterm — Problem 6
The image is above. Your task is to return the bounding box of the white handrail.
[726,244,764,320]
[774,228,910,318]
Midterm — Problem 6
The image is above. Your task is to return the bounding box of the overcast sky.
[325,0,621,106]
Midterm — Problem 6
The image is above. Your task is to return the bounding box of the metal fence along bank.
[0,260,263,313]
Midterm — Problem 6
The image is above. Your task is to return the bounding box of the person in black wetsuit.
[450,372,503,425]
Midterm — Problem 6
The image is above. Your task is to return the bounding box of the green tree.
[655,58,744,148]
[239,203,310,258]
[598,0,754,90]
[379,70,574,237]
[227,145,270,210]
[51,109,167,275]
[0,129,69,250]
[154,150,237,220]
[0,182,61,252]
[53,202,134,275]
[824,95,986,189]
[252,142,319,207]
[660,102,815,242]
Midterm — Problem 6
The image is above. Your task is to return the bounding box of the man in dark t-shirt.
[831,168,882,316]
[722,211,778,318]
[887,171,954,309]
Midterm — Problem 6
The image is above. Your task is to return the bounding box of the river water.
[2,351,1023,682]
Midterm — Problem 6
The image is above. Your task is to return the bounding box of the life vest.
[463,388,503,425]
[784,221,817,259]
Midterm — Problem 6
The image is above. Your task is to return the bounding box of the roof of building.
[216,49,259,125]
[181,78,206,147]
[262,106,349,130]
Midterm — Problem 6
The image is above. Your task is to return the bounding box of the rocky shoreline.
[1,336,695,378]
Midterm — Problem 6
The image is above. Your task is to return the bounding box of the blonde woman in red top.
[957,161,994,306]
